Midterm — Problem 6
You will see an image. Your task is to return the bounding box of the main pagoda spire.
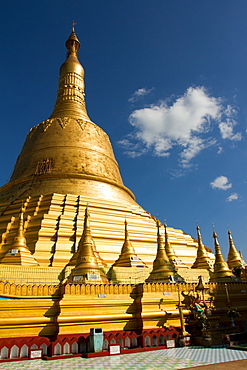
[50,26,90,121]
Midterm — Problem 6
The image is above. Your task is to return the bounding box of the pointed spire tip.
[71,20,77,33]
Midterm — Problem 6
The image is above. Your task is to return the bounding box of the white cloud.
[120,86,242,167]
[219,119,242,141]
[117,138,147,158]
[217,146,223,154]
[210,176,232,190]
[180,137,217,168]
[227,193,239,202]
[128,87,154,103]
[218,105,241,141]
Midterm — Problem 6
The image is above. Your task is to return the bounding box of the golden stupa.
[0,27,208,281]
[211,230,233,281]
[227,229,246,269]
[1,28,247,359]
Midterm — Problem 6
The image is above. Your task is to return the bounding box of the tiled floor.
[1,347,247,370]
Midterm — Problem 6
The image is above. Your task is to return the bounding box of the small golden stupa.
[191,225,213,270]
[212,230,233,281]
[68,207,108,283]
[227,229,246,269]
[146,221,175,282]
[0,208,38,266]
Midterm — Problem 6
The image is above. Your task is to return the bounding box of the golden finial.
[71,20,77,32]
[212,227,221,250]
[196,222,202,236]
[197,223,201,237]
[212,223,218,239]
[124,218,128,238]
[66,24,80,57]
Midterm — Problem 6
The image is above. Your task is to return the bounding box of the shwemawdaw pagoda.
[1,27,247,361]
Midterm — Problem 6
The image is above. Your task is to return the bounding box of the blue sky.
[1,1,247,258]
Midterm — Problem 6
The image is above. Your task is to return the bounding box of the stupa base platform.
[1,281,247,361]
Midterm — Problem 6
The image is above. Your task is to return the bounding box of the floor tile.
[1,347,247,370]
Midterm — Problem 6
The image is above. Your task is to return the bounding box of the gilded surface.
[227,229,246,269]
[0,28,135,204]
[8,117,125,189]
[1,29,243,343]
[146,222,175,282]
[0,27,212,276]
[191,225,213,269]
[0,281,247,339]
[212,231,233,280]
[0,194,204,269]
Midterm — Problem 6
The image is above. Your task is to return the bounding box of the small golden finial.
[212,223,218,239]
[65,23,80,57]
[72,20,77,32]
[124,218,129,235]
[196,222,202,238]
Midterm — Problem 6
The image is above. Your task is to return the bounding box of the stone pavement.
[1,347,247,369]
[183,358,247,369]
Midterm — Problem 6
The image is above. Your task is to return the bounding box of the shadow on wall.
[39,285,64,340]
[124,283,144,334]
